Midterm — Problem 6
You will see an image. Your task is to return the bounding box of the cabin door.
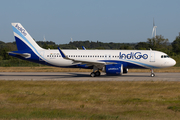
[150,52,155,62]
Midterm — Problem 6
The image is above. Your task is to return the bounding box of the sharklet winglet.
[82,46,86,50]
[58,47,71,60]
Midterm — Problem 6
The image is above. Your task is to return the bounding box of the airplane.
[8,23,176,77]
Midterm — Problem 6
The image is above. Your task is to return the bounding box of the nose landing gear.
[150,69,155,77]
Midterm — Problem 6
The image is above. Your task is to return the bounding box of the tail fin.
[11,23,43,51]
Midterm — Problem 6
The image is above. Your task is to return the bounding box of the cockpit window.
[161,55,170,58]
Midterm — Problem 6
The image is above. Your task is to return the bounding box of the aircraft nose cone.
[172,59,176,66]
[164,58,176,67]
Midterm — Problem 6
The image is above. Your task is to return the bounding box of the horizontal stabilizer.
[8,51,31,58]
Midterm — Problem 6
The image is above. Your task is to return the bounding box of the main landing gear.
[90,66,101,77]
[150,69,155,77]
[90,71,101,77]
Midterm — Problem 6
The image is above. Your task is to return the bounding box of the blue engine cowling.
[105,64,123,75]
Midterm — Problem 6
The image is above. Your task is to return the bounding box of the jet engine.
[105,64,123,75]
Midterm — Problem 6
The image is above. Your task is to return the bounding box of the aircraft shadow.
[68,73,150,78]
[0,73,152,79]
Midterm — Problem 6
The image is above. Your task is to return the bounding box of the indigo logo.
[15,24,27,36]
[119,52,148,59]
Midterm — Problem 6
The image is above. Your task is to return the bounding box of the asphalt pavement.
[0,72,179,81]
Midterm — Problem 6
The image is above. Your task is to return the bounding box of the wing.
[58,47,115,69]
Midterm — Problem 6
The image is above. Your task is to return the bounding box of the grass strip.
[0,81,180,119]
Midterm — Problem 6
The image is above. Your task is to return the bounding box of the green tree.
[135,42,149,50]
[172,36,180,55]
[0,48,11,60]
[147,35,169,51]
[119,43,132,50]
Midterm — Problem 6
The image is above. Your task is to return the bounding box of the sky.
[0,0,180,44]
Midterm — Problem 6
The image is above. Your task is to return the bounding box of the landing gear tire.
[90,72,95,77]
[95,71,101,76]
[90,71,101,77]
[151,73,155,77]
[150,69,155,77]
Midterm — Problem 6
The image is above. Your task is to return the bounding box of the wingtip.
[82,46,86,50]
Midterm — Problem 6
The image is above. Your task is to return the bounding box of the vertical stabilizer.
[11,23,43,51]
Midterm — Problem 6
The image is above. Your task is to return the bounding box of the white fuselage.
[10,23,176,77]
[38,49,176,69]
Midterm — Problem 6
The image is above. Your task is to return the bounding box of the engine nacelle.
[105,64,123,75]
[123,68,128,74]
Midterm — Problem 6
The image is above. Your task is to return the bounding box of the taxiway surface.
[0,72,179,81]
